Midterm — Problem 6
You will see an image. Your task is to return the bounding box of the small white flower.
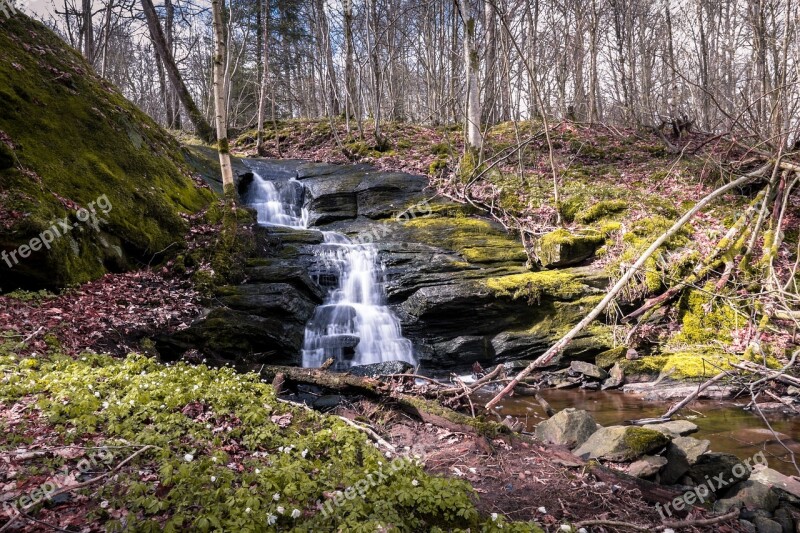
[184,453,194,462]
[411,479,419,487]
[301,449,308,458]
[212,457,217,463]
[266,514,277,526]
[102,401,109,409]
[210,476,216,482]
[537,507,547,514]
[206,424,212,429]
[160,404,166,409]
[384,451,391,458]
[88,384,93,390]
[245,507,251,514]
[99,500,109,509]
[277,506,285,514]
[491,513,499,521]
[278,446,284,453]
[559,526,572,532]
[255,468,261,474]
[273,493,280,501]
[94,391,100,397]
[291,509,301,519]
[129,400,134,406]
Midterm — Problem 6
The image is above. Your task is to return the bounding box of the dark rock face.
[159,160,612,370]
[348,361,414,377]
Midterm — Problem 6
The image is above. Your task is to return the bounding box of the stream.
[244,164,800,478]
[485,387,800,476]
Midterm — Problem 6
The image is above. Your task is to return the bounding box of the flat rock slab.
[569,360,608,380]
[628,455,667,478]
[574,426,670,462]
[750,466,800,501]
[644,420,699,438]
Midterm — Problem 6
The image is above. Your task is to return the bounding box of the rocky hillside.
[0,15,213,290]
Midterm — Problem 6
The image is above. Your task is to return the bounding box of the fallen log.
[257,365,507,436]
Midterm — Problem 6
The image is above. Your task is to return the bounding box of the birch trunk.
[211,0,235,195]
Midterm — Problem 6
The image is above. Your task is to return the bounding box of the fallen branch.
[485,165,769,410]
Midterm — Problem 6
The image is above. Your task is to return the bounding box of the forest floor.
[1,120,796,531]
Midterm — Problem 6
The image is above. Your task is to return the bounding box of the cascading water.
[245,169,416,370]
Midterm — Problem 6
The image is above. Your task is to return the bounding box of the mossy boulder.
[0,15,213,291]
[573,426,670,462]
[536,228,605,268]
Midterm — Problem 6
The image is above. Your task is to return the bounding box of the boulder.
[752,517,783,533]
[348,360,414,377]
[534,408,599,448]
[535,229,604,268]
[645,420,699,438]
[772,507,795,533]
[628,455,668,478]
[601,363,625,390]
[569,361,608,380]
[688,452,751,487]
[573,426,670,462]
[714,481,779,514]
[660,437,710,485]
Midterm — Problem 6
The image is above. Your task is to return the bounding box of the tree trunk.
[140,0,214,142]
[460,0,481,151]
[211,0,234,194]
[82,0,94,62]
[256,0,270,149]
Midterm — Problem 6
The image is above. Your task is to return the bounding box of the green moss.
[595,346,626,369]
[0,349,533,531]
[402,216,527,265]
[0,15,213,290]
[622,427,671,456]
[485,271,586,302]
[575,200,628,224]
[670,287,740,345]
[619,351,734,380]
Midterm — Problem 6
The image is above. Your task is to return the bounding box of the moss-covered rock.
[536,228,605,268]
[595,346,627,369]
[402,216,528,266]
[574,426,670,462]
[485,270,589,302]
[0,15,213,291]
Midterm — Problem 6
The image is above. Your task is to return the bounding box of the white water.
[245,170,416,370]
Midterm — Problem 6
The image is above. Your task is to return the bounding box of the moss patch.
[619,351,734,380]
[401,216,527,265]
[485,271,588,302]
[0,347,539,531]
[0,15,213,290]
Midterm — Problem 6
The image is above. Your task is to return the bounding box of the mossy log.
[258,365,505,436]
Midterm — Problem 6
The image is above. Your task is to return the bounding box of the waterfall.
[245,169,416,370]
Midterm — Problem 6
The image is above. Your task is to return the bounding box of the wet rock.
[569,361,608,380]
[623,382,736,401]
[645,420,699,438]
[752,516,783,533]
[313,395,343,410]
[573,426,670,462]
[660,437,710,485]
[601,363,625,390]
[688,452,751,488]
[628,455,667,478]
[714,480,779,514]
[348,361,414,377]
[534,408,598,448]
